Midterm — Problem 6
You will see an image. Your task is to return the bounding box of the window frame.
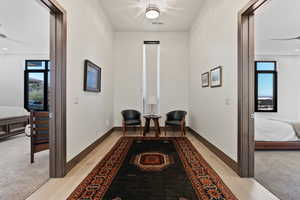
[254,61,278,112]
[24,60,50,111]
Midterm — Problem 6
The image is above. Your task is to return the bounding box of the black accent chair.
[121,110,142,136]
[165,110,187,137]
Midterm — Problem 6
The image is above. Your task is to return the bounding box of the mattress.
[0,106,29,120]
[255,117,300,141]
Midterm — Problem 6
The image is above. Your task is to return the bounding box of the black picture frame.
[84,60,101,92]
[210,66,222,88]
[201,72,210,87]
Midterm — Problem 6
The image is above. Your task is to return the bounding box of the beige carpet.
[255,151,300,200]
[0,134,49,200]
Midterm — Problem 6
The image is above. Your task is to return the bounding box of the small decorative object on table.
[148,96,157,115]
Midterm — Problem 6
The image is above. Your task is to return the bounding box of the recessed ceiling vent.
[152,21,164,25]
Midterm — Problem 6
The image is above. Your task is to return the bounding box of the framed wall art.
[210,66,222,88]
[201,72,209,87]
[84,60,101,92]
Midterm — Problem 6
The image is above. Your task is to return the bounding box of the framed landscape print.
[201,72,209,87]
[84,60,101,92]
[210,66,222,88]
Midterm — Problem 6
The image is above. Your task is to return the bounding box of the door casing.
[39,0,67,178]
[238,0,270,177]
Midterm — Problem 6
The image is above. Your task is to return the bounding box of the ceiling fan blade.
[134,9,145,19]
[0,33,8,39]
[0,32,24,44]
[166,6,184,11]
[271,36,300,41]
[5,37,24,44]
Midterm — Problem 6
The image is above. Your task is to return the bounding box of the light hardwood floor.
[27,131,279,200]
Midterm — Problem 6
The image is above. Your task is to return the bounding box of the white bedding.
[255,117,300,141]
[0,106,29,119]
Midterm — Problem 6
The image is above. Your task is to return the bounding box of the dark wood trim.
[0,116,29,125]
[66,128,115,173]
[39,0,67,178]
[188,128,238,173]
[238,0,271,177]
[40,0,66,14]
[144,41,160,44]
[0,116,29,140]
[238,0,268,15]
[238,10,255,177]
[255,141,300,150]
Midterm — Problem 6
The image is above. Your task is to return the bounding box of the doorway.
[39,0,67,178]
[237,0,266,178]
[0,0,66,191]
[239,0,300,199]
[0,0,66,198]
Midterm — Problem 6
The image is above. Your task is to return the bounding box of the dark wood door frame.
[39,0,67,178]
[238,0,269,177]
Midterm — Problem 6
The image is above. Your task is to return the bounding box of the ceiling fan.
[271,36,300,41]
[130,0,183,19]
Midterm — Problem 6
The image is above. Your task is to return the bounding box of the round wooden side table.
[143,115,161,137]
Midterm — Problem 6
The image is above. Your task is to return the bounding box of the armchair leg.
[30,137,34,163]
[140,124,143,136]
[181,124,184,137]
[165,126,167,136]
[31,151,34,163]
[122,121,126,137]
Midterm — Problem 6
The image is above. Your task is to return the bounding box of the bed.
[255,117,300,150]
[0,107,29,140]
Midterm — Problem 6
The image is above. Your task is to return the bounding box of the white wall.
[189,0,250,161]
[0,53,48,107]
[56,0,115,161]
[255,55,300,120]
[113,32,189,126]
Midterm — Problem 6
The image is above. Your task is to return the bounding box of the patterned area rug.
[68,137,237,200]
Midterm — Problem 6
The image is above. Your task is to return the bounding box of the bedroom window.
[255,61,278,112]
[24,60,50,111]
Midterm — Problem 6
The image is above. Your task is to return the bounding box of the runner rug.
[67,137,238,200]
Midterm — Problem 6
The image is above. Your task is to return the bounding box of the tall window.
[255,61,277,112]
[142,41,160,115]
[24,60,50,111]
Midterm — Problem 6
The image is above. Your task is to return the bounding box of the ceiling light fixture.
[145,5,160,19]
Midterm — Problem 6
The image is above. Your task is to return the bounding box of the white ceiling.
[3,0,298,55]
[0,0,49,54]
[99,0,203,32]
[255,0,300,55]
